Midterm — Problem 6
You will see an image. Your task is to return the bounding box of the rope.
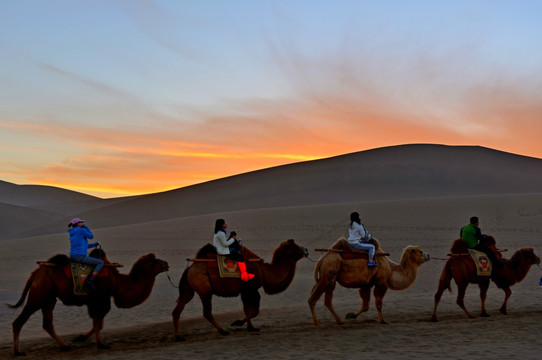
[431,256,451,261]
[165,272,178,288]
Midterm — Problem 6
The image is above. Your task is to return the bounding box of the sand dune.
[1,144,542,358]
[3,144,542,240]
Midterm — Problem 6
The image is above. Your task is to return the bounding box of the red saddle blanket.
[340,251,369,260]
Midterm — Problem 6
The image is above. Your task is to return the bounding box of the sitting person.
[68,218,103,289]
[460,216,503,268]
[213,219,254,281]
[347,212,377,267]
[227,231,243,259]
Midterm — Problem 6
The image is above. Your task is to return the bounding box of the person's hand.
[95,242,101,248]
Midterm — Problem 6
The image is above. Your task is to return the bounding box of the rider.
[347,212,377,267]
[460,216,503,268]
[213,219,254,281]
[68,218,103,289]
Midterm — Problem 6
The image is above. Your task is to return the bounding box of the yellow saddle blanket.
[468,249,492,276]
[70,261,94,295]
[217,255,241,278]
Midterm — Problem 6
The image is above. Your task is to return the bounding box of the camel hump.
[330,238,353,252]
[450,239,468,254]
[331,237,382,253]
[196,243,218,258]
[46,254,70,266]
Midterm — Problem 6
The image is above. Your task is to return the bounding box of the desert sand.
[1,145,542,359]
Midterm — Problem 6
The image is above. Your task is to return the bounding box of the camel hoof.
[175,336,186,342]
[14,351,26,357]
[430,316,439,322]
[379,320,389,325]
[480,313,490,317]
[230,320,245,327]
[97,343,111,350]
[219,330,230,336]
[247,326,260,332]
[345,312,358,319]
[500,309,508,315]
[60,345,71,352]
[72,334,87,342]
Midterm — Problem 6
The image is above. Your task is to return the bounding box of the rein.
[165,271,179,288]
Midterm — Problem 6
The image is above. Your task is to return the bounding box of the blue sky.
[1,1,541,197]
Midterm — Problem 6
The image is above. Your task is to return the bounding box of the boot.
[238,262,255,281]
[85,274,97,290]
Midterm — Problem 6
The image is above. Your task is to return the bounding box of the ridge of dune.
[2,144,542,240]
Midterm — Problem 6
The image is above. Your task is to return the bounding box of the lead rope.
[165,260,192,289]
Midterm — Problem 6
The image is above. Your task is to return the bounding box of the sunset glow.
[1,1,542,198]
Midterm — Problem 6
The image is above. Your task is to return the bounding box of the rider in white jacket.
[347,212,377,267]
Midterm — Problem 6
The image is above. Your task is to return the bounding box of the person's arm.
[475,226,483,240]
[357,223,371,242]
[81,225,94,239]
[217,232,235,247]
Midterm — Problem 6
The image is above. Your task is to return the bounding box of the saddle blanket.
[217,255,241,278]
[69,262,94,295]
[468,249,492,276]
[340,251,368,260]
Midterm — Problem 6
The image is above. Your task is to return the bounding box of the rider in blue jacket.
[68,218,103,289]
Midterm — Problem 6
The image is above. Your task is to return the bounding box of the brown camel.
[7,249,169,356]
[431,239,540,322]
[308,238,430,325]
[172,239,307,341]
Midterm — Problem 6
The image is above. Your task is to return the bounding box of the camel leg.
[41,299,70,351]
[456,283,475,319]
[172,285,195,341]
[231,289,261,331]
[12,302,42,356]
[374,284,389,324]
[479,281,490,317]
[499,287,512,315]
[199,293,229,336]
[92,318,110,350]
[431,283,446,322]
[324,287,344,325]
[307,283,327,326]
[346,285,371,319]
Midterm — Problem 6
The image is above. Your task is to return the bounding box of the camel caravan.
[6,215,541,356]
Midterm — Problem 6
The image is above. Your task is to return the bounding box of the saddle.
[468,249,492,276]
[201,253,241,278]
[217,255,241,278]
[331,239,370,260]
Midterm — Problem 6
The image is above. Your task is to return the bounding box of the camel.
[7,249,169,356]
[172,239,308,341]
[308,238,430,325]
[431,239,540,321]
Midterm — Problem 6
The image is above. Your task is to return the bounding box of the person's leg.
[474,244,503,268]
[350,242,377,266]
[70,255,104,289]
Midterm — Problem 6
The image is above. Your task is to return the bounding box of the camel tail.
[176,268,195,302]
[313,256,325,283]
[6,271,34,309]
[439,261,454,294]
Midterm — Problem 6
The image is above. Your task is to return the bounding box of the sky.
[1,1,542,198]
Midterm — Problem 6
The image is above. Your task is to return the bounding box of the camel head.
[271,239,308,264]
[400,246,431,267]
[509,248,540,266]
[129,253,169,278]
